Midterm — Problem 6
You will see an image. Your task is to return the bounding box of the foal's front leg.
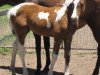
[64,37,72,75]
[48,39,62,75]
[34,33,42,75]
[43,36,51,72]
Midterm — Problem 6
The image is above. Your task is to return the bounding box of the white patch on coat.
[7,2,34,18]
[38,12,49,20]
[55,0,73,22]
[71,0,80,19]
[38,12,51,28]
[55,6,66,22]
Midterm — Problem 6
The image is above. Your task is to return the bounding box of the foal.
[10,0,66,74]
[7,0,75,75]
[0,0,50,73]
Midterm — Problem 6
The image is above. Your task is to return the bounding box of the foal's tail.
[7,10,16,35]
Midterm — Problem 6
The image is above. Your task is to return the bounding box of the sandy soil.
[0,49,98,75]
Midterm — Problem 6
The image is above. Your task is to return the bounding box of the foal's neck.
[55,0,73,21]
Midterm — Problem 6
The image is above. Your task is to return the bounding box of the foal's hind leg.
[16,29,29,75]
[64,37,72,75]
[10,38,18,73]
[18,41,28,75]
[93,43,100,75]
[10,39,18,75]
[34,33,42,75]
[43,36,50,73]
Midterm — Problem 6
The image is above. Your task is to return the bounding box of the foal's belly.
[29,24,65,37]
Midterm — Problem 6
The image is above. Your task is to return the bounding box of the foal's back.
[9,3,68,37]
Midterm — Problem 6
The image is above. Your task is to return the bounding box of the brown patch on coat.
[10,3,69,37]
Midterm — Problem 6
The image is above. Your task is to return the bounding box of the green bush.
[0,4,12,10]
[0,47,11,54]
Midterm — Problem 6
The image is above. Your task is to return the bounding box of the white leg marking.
[11,38,18,70]
[64,65,70,75]
[18,42,28,75]
[48,53,58,75]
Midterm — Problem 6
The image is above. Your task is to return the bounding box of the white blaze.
[38,12,51,28]
[71,0,80,18]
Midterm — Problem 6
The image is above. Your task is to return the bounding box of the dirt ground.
[0,49,98,75]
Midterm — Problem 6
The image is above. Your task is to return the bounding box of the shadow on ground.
[0,66,74,75]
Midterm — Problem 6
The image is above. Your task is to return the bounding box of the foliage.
[0,47,11,54]
[0,4,12,10]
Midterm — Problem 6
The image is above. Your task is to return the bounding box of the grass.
[0,47,11,54]
[0,4,12,54]
[0,15,8,26]
[0,15,12,40]
[0,4,12,11]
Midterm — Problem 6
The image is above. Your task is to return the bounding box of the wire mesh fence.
[0,9,98,50]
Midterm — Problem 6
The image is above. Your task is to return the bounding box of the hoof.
[92,69,99,75]
[42,67,49,73]
[35,70,41,75]
[48,71,53,75]
[23,69,28,75]
[10,66,16,74]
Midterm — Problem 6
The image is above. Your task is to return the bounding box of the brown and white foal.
[7,0,75,75]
